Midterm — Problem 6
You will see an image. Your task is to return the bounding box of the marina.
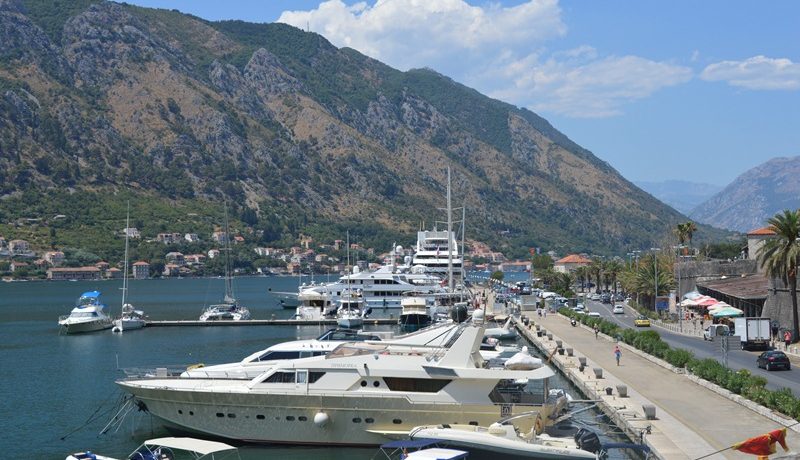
[0,275,640,459]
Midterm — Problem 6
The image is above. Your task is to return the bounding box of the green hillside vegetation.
[0,0,735,268]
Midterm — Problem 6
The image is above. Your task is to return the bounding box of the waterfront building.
[132,261,150,279]
[554,254,591,274]
[10,261,29,272]
[745,226,776,267]
[47,266,102,281]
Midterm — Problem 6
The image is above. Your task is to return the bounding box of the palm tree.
[574,266,588,293]
[605,260,624,293]
[588,259,603,293]
[674,223,689,246]
[757,209,800,342]
[685,221,698,249]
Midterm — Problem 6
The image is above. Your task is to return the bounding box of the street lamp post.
[651,248,661,312]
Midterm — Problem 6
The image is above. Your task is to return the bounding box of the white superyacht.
[117,323,563,446]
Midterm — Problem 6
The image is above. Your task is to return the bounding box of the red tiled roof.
[747,226,776,236]
[555,254,591,264]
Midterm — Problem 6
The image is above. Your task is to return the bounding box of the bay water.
[0,275,637,459]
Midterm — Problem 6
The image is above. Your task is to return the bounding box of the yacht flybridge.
[117,323,563,446]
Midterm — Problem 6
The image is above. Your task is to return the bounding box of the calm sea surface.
[0,275,637,459]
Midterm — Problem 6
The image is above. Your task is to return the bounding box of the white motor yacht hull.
[116,383,552,446]
[336,317,363,329]
[59,318,113,334]
[113,318,146,331]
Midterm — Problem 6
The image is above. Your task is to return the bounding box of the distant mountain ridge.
[690,156,800,232]
[0,0,723,256]
[635,180,724,215]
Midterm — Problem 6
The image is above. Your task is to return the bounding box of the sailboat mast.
[447,167,453,292]
[224,204,234,303]
[122,202,130,308]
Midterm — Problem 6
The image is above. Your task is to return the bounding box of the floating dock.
[145,318,400,327]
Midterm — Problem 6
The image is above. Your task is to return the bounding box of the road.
[581,297,800,394]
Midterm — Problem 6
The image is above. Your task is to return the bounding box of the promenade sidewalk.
[533,313,800,459]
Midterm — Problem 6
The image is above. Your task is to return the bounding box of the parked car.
[600,294,612,304]
[612,305,624,314]
[756,350,791,371]
[613,293,625,301]
[634,315,651,327]
[587,312,601,318]
[590,293,601,301]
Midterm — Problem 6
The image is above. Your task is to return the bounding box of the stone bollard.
[537,331,543,337]
[578,357,587,367]
[593,367,603,379]
[616,385,628,397]
[535,324,541,331]
[555,340,563,348]
[643,404,657,420]
[605,387,613,396]
[547,333,553,341]
[557,348,564,355]
[566,348,574,357]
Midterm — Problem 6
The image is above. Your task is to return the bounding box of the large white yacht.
[58,291,113,334]
[297,260,446,309]
[117,323,564,446]
[411,230,463,278]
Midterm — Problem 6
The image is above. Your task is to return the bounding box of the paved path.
[533,313,800,459]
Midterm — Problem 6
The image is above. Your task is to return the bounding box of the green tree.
[588,258,603,293]
[757,209,800,342]
[605,259,624,293]
[490,270,504,281]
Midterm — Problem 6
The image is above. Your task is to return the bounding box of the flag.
[732,428,788,458]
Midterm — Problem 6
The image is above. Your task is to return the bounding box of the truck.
[733,317,771,350]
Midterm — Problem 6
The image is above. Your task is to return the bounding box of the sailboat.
[336,231,367,328]
[112,204,146,332]
[199,206,251,321]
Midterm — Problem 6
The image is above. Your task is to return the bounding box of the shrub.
[725,369,752,395]
[664,348,694,368]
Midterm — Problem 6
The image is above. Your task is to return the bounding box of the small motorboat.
[399,296,432,331]
[484,317,517,340]
[66,436,242,460]
[409,421,598,459]
[58,291,113,334]
[377,439,469,460]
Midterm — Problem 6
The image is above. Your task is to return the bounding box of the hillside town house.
[211,231,229,244]
[10,261,28,272]
[44,251,65,266]
[184,233,200,243]
[554,254,592,273]
[123,227,141,238]
[165,252,185,266]
[132,261,150,279]
[9,239,31,255]
[184,254,206,265]
[157,233,183,245]
[207,249,220,259]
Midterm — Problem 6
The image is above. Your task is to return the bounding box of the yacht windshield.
[327,343,387,358]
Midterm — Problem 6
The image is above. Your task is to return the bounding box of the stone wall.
[674,259,758,296]
[763,277,800,333]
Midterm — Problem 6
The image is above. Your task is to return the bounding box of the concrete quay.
[515,313,800,459]
[145,318,399,327]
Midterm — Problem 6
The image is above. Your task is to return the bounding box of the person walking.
[784,330,792,351]
[593,324,599,339]
[614,345,621,366]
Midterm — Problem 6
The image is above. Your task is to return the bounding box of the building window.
[365,418,374,424]
[299,416,308,422]
[227,413,236,418]
[178,410,183,414]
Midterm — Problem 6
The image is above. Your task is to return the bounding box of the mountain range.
[689,156,800,233]
[635,180,723,215]
[0,0,723,258]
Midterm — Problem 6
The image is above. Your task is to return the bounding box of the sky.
[124,0,800,186]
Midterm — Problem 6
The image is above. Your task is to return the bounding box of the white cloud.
[700,56,800,90]
[484,48,693,118]
[277,1,693,118]
[277,0,566,72]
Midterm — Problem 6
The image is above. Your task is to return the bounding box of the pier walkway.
[520,313,800,459]
[145,318,400,327]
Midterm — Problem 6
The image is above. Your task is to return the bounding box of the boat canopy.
[143,437,237,455]
[380,439,440,449]
[80,291,101,299]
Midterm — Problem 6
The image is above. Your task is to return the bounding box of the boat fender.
[535,415,543,434]
[314,411,330,427]
[187,363,205,371]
